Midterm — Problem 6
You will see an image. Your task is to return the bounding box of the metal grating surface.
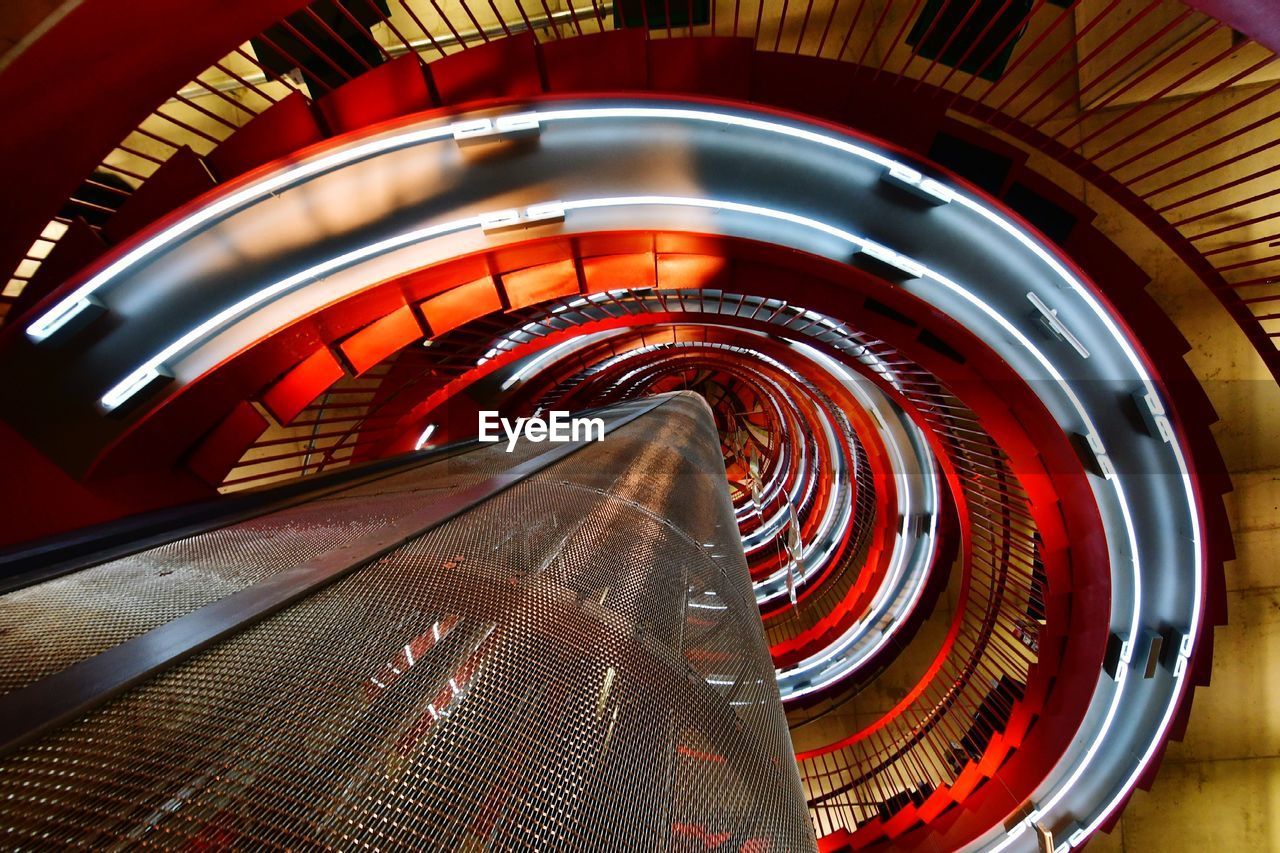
[0,403,648,696]
[0,393,813,850]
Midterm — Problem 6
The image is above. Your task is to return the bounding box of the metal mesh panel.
[0,393,814,850]
[0,402,650,696]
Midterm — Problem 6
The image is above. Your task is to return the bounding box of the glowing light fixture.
[54,105,1202,846]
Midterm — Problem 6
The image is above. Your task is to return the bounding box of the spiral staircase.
[2,0,1276,849]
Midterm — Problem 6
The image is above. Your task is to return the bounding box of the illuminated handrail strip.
[21,104,1203,851]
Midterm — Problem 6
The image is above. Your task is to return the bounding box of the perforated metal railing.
[5,0,1279,378]
[0,423,554,694]
[0,393,815,850]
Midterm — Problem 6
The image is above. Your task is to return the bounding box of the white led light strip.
[773,340,939,699]
[54,105,1200,849]
[100,217,480,410]
[28,122,468,343]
